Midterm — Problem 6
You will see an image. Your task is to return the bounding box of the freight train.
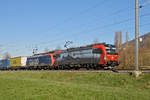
[0,43,120,70]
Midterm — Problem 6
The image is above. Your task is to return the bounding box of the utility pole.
[135,0,139,71]
[133,0,150,77]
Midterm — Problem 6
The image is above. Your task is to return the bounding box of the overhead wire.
[12,12,150,52]
[36,12,150,47]
[35,7,135,46]
[36,3,136,47]
[3,12,150,53]
[4,20,150,54]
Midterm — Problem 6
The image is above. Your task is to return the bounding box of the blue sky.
[0,0,150,58]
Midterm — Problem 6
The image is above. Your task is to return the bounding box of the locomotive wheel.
[93,66,97,70]
[86,67,90,70]
[59,66,65,70]
[86,65,90,70]
[54,67,58,70]
[49,67,52,70]
[58,66,61,70]
[74,67,79,70]
[67,67,71,70]
[60,66,64,70]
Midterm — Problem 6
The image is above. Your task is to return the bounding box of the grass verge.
[0,71,150,100]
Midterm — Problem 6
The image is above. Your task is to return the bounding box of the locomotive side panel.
[78,49,100,64]
[57,48,100,65]
[72,49,93,64]
[26,55,51,67]
[26,57,39,66]
[57,52,72,65]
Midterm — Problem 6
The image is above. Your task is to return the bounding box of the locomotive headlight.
[104,56,107,60]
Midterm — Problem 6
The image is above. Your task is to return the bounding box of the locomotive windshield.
[92,48,103,54]
[105,47,118,55]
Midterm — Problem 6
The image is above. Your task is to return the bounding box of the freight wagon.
[0,59,10,70]
[10,56,27,68]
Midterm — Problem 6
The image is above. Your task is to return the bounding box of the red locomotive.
[50,43,120,69]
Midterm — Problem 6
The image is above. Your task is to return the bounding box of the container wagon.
[10,56,27,69]
[0,59,10,70]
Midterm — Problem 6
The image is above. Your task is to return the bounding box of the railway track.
[1,69,150,73]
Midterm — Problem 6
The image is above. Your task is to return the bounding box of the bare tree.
[3,52,11,59]
[119,31,122,47]
[114,31,119,47]
[114,31,122,48]
[118,33,150,69]
[126,31,129,47]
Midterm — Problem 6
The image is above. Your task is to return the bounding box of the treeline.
[114,31,150,69]
[118,41,150,69]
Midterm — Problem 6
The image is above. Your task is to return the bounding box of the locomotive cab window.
[54,54,60,58]
[92,48,103,54]
[105,47,118,55]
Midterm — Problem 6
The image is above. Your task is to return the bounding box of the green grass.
[0,71,150,100]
